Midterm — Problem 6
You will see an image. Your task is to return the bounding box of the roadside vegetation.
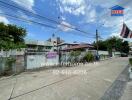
[69,51,95,63]
[93,36,129,56]
[69,51,81,62]
[67,36,130,65]
[129,58,132,66]
[83,52,94,62]
[0,22,27,76]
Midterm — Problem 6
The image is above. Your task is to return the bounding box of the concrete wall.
[0,49,25,75]
[26,54,59,69]
[98,51,121,56]
[0,55,25,75]
[15,55,25,73]
[98,51,109,55]
[60,50,121,63]
[0,50,25,57]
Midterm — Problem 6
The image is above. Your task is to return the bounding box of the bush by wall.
[129,58,132,66]
[0,57,16,76]
[83,52,94,62]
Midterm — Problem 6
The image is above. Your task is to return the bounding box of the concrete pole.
[96,29,99,56]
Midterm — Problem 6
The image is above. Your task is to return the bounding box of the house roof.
[63,44,94,51]
[58,42,79,46]
[25,40,53,46]
[111,5,124,10]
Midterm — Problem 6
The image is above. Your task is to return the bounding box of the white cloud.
[85,8,96,22]
[125,19,132,29]
[0,10,9,24]
[0,16,9,24]
[74,5,85,15]
[56,0,132,39]
[27,32,35,38]
[118,0,132,8]
[17,11,34,25]
[17,11,29,19]
[57,0,86,16]
[91,0,117,8]
[57,0,98,23]
[12,0,35,11]
[124,8,132,29]
[61,0,84,6]
[86,0,132,38]
[58,21,74,32]
[110,32,121,37]
[61,16,66,20]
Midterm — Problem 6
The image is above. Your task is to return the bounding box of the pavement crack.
[10,75,77,100]
[8,76,18,100]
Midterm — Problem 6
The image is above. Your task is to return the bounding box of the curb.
[100,65,129,100]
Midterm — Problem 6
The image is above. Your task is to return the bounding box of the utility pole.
[96,29,99,56]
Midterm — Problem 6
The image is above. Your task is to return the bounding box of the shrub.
[83,52,94,62]
[129,58,132,66]
[6,58,16,69]
[69,51,81,62]
[3,57,16,76]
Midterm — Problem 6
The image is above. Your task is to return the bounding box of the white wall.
[0,49,25,57]
[26,54,59,69]
[98,51,109,55]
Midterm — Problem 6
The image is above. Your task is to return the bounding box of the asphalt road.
[0,57,129,100]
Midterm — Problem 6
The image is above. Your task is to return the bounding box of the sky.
[0,0,132,43]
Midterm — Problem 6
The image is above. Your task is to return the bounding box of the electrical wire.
[0,0,93,35]
[0,13,56,29]
[0,13,95,38]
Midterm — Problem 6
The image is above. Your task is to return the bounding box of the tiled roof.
[63,44,93,50]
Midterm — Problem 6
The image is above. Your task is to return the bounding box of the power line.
[0,13,95,38]
[0,5,95,38]
[0,0,97,39]
[0,0,93,35]
[0,13,56,29]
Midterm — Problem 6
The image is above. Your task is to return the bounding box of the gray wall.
[26,54,59,69]
[15,55,25,73]
[0,55,25,75]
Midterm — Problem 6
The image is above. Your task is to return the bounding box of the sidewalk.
[100,65,129,100]
[121,81,132,100]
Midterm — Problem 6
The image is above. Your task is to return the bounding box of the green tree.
[93,40,107,51]
[93,36,129,56]
[106,36,123,52]
[83,52,94,62]
[0,22,26,50]
[121,41,129,54]
[0,22,27,75]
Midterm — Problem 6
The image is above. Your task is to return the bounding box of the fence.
[0,49,25,76]
[0,55,25,76]
[0,50,121,75]
[26,52,59,69]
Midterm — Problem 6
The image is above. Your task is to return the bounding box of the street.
[0,57,129,100]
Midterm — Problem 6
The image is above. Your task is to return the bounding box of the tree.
[106,36,123,52]
[93,40,107,51]
[0,22,27,75]
[121,41,129,54]
[93,36,129,56]
[106,37,130,55]
[0,22,27,50]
